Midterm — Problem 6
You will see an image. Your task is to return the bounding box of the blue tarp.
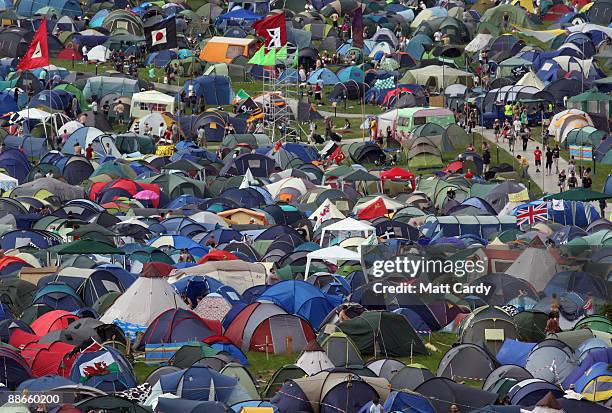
[180,76,234,106]
[496,339,536,367]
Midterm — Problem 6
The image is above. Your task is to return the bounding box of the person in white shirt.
[82,45,88,62]
[434,31,443,43]
[369,399,384,413]
[158,123,165,139]
[513,118,522,137]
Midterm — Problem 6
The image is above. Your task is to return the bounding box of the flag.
[79,352,119,382]
[261,47,276,66]
[358,197,388,220]
[277,45,288,61]
[145,17,177,51]
[516,202,548,225]
[239,168,257,189]
[552,199,565,211]
[17,19,49,71]
[330,146,346,165]
[314,200,333,230]
[508,188,529,202]
[252,13,286,48]
[248,45,266,65]
[351,6,364,49]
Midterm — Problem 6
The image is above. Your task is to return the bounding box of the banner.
[569,145,593,160]
[17,19,49,70]
[252,13,287,48]
[351,6,364,49]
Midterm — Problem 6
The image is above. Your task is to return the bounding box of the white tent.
[100,276,188,325]
[130,90,176,119]
[319,217,376,246]
[0,172,18,192]
[405,65,474,88]
[305,245,361,276]
[516,71,545,90]
[168,261,267,293]
[309,198,346,228]
[296,341,335,375]
[59,120,84,135]
[87,45,111,62]
[505,244,561,291]
[17,108,51,120]
[465,33,493,53]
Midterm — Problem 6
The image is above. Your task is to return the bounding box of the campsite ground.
[131,332,482,390]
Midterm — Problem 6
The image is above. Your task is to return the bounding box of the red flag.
[330,146,346,164]
[252,13,287,48]
[17,19,49,71]
[358,198,387,220]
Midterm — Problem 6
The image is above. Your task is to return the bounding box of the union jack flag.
[516,202,548,225]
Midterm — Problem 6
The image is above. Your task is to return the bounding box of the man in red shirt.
[85,143,94,160]
[465,168,474,179]
[533,146,542,173]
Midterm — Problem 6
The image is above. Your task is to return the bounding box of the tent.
[295,341,334,375]
[130,90,176,118]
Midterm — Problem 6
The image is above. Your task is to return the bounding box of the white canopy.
[17,108,51,120]
[320,217,375,246]
[305,245,361,276]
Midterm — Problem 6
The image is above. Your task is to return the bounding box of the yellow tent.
[512,0,535,13]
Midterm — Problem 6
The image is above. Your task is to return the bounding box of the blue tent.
[181,76,233,106]
[564,347,612,388]
[148,235,209,258]
[4,136,48,159]
[137,308,217,350]
[257,280,342,328]
[16,0,82,17]
[217,8,261,22]
[276,69,299,84]
[0,148,31,183]
[364,391,436,413]
[0,347,32,389]
[0,229,56,250]
[512,199,599,228]
[543,271,608,300]
[32,283,84,311]
[496,339,536,367]
[307,68,341,85]
[576,337,608,363]
[17,375,75,391]
[337,66,365,83]
[0,92,17,115]
[146,50,178,68]
[156,365,249,403]
[508,379,564,406]
[69,347,137,392]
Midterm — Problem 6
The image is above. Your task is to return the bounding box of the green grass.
[132,332,484,394]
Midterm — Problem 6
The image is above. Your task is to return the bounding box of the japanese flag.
[151,28,167,47]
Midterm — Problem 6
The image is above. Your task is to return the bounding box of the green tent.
[479,4,531,31]
[54,83,89,111]
[262,365,307,399]
[336,311,428,357]
[544,188,610,202]
[92,291,122,315]
[0,277,37,316]
[48,240,124,255]
[513,310,548,342]
[169,343,222,368]
[574,315,612,334]
[161,159,205,173]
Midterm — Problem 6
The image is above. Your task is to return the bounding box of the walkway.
[480,128,569,193]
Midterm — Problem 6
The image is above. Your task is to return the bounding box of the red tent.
[140,261,175,278]
[57,48,83,61]
[444,160,464,174]
[543,4,572,21]
[21,341,78,377]
[31,310,79,336]
[197,250,239,264]
[380,167,416,190]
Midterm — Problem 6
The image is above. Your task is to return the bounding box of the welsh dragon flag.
[79,352,119,381]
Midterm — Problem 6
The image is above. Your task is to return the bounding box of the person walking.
[370,398,384,413]
[552,145,560,173]
[582,170,592,189]
[558,170,566,192]
[517,155,528,179]
[583,292,594,316]
[567,171,578,189]
[545,147,553,175]
[533,146,542,172]
[493,118,500,142]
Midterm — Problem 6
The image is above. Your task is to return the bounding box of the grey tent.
[319,331,364,367]
[366,358,406,379]
[437,343,498,381]
[459,306,518,355]
[483,365,533,392]
[389,364,435,391]
[414,377,498,413]
[525,344,577,384]
[11,177,86,201]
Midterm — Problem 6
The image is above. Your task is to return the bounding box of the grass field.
[131,332,483,395]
